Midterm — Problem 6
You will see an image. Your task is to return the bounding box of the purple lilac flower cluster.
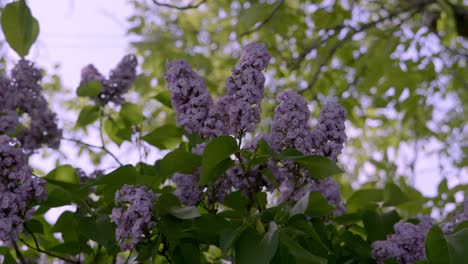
[265,90,347,212]
[441,196,468,233]
[165,44,346,213]
[164,43,270,138]
[111,184,155,251]
[80,54,138,105]
[163,60,214,134]
[0,60,62,151]
[0,135,47,242]
[372,216,435,264]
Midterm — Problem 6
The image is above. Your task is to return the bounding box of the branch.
[239,0,285,37]
[291,0,434,70]
[61,136,123,166]
[19,238,78,263]
[12,241,26,264]
[152,0,207,10]
[296,4,426,94]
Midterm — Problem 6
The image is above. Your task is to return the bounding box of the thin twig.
[19,238,77,263]
[61,136,123,166]
[12,241,26,264]
[238,0,285,37]
[153,0,207,10]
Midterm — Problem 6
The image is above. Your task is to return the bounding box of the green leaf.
[158,150,201,178]
[426,225,450,264]
[25,219,44,234]
[169,206,201,219]
[51,211,79,243]
[347,188,384,213]
[0,246,16,264]
[173,241,201,264]
[103,117,126,145]
[45,165,79,184]
[153,90,173,109]
[278,229,327,264]
[120,102,144,125]
[223,190,248,215]
[362,210,400,242]
[143,124,184,149]
[47,242,82,255]
[288,215,329,253]
[1,1,39,57]
[235,226,279,264]
[200,136,239,185]
[307,192,335,217]
[199,157,235,186]
[76,80,102,97]
[438,178,448,194]
[203,136,239,168]
[77,105,100,127]
[445,228,468,263]
[220,224,248,254]
[94,165,136,186]
[290,192,335,218]
[276,149,342,179]
[383,183,409,206]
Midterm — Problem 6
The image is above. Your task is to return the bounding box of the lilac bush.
[111,184,155,251]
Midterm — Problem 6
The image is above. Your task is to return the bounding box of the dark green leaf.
[362,210,400,242]
[1,1,39,57]
[202,136,239,168]
[223,190,248,215]
[235,226,279,264]
[278,229,327,264]
[51,211,79,243]
[158,150,201,178]
[220,224,247,254]
[276,149,342,179]
[426,225,450,264]
[383,183,409,206]
[94,165,136,186]
[25,219,44,234]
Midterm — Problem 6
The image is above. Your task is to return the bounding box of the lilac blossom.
[372,216,435,264]
[3,59,63,151]
[217,43,270,135]
[0,135,47,242]
[79,54,138,106]
[102,54,138,105]
[172,144,206,206]
[312,101,347,161]
[164,60,214,134]
[111,184,155,251]
[268,90,313,154]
